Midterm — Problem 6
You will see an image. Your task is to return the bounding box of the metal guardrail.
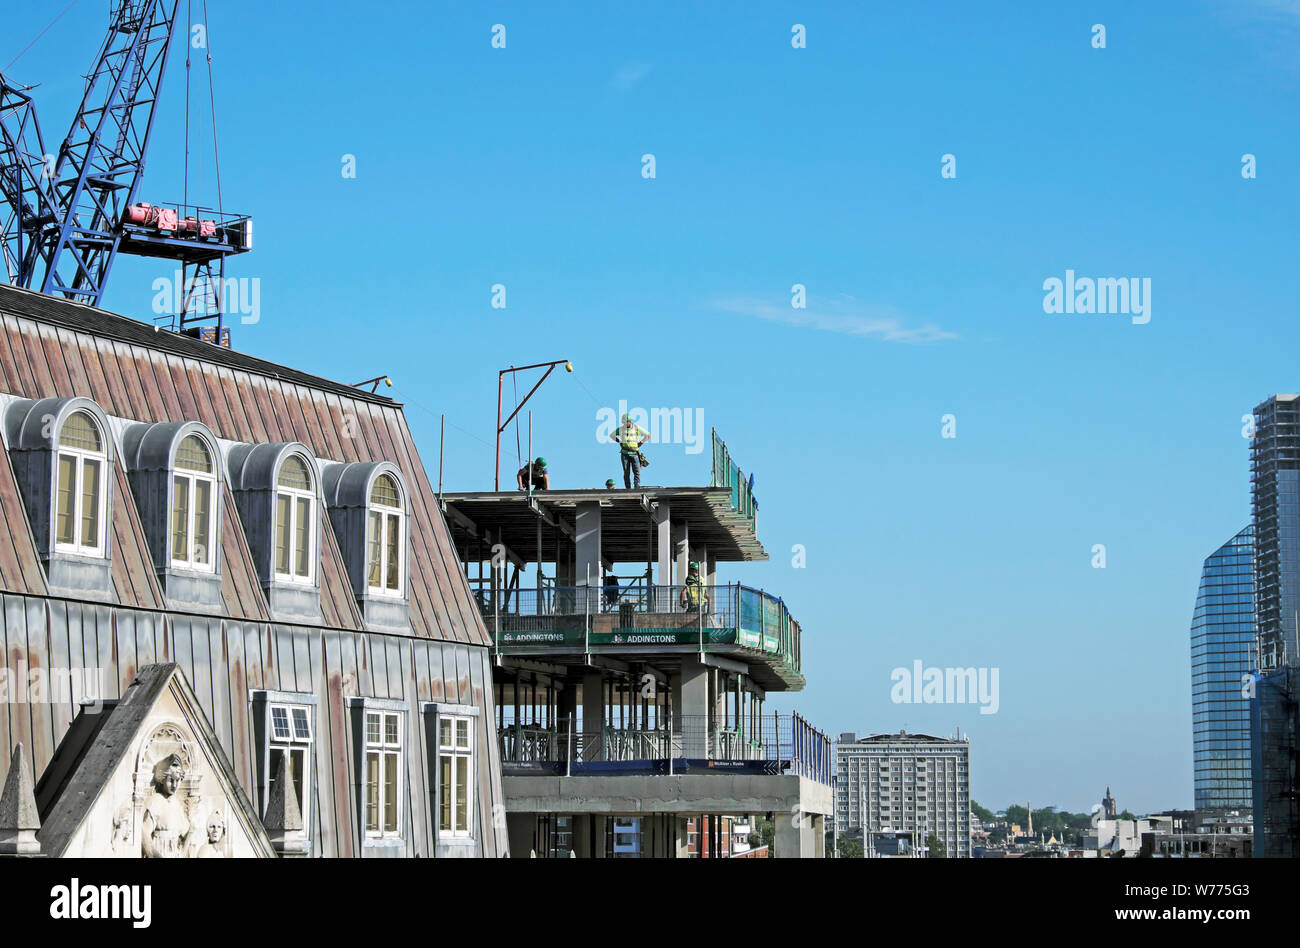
[476,584,735,620]
[475,583,802,675]
[712,428,757,526]
[499,712,832,785]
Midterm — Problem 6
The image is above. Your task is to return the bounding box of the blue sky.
[6,0,1299,814]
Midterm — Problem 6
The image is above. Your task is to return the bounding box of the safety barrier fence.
[498,711,832,785]
[712,427,757,525]
[477,583,801,675]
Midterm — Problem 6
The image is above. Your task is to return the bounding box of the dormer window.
[55,410,107,557]
[367,474,404,596]
[120,419,224,612]
[172,435,216,570]
[227,441,321,621]
[275,454,316,584]
[321,461,410,630]
[5,397,116,599]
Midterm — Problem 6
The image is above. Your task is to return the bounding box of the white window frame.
[274,455,316,585]
[366,474,405,598]
[259,694,315,845]
[363,708,403,840]
[425,702,478,843]
[171,438,218,572]
[53,413,108,558]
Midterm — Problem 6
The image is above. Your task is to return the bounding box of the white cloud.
[1251,0,1300,14]
[610,62,653,91]
[713,295,958,344]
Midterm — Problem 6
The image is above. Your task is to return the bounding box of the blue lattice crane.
[0,1,250,337]
[0,79,58,286]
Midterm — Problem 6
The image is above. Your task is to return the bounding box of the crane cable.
[183,0,190,207]
[202,0,223,213]
[2,1,80,73]
[182,0,223,213]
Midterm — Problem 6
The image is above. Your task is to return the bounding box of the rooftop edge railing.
[476,583,801,676]
[499,712,832,785]
[711,427,757,526]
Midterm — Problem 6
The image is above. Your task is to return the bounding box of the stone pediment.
[36,664,276,858]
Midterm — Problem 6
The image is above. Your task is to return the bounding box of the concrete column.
[575,501,602,613]
[674,816,691,858]
[679,655,709,756]
[582,672,604,760]
[774,810,819,859]
[673,522,690,588]
[654,502,672,610]
[506,813,535,858]
[655,815,672,857]
[557,680,577,749]
[572,813,593,859]
[553,536,573,612]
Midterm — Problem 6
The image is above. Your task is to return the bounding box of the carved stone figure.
[109,802,134,856]
[195,809,226,858]
[141,754,192,858]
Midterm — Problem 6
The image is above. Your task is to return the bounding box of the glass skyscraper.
[1191,525,1255,821]
[1250,394,1300,670]
[1250,395,1300,852]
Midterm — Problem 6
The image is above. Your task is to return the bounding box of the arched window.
[275,454,315,583]
[366,473,404,596]
[172,434,216,570]
[55,410,107,556]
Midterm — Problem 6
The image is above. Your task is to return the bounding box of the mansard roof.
[0,284,488,646]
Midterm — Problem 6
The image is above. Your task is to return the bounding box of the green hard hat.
[689,561,700,570]
[605,479,616,487]
[535,457,547,468]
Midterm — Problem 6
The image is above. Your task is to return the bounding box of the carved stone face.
[206,813,225,843]
[153,754,186,797]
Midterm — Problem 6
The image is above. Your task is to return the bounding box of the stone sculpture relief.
[196,809,227,858]
[141,753,190,857]
[114,721,230,858]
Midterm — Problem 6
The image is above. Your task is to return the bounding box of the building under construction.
[441,432,833,857]
[1251,665,1299,857]
[1250,395,1300,856]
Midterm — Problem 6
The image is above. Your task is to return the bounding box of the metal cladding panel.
[0,438,46,595]
[0,286,506,857]
[0,285,491,648]
[0,599,507,857]
[109,461,167,609]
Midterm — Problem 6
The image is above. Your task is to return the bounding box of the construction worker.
[605,478,616,489]
[603,571,621,610]
[611,413,649,489]
[680,561,708,612]
[517,456,549,491]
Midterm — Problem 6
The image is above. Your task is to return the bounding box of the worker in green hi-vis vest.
[611,414,649,488]
[680,562,709,612]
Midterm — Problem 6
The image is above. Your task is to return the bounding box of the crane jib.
[0,0,251,334]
